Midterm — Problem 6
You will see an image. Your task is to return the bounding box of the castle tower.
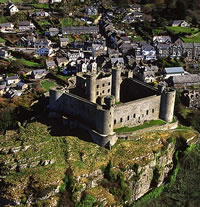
[49,87,63,111]
[159,86,176,122]
[86,73,96,103]
[112,63,121,103]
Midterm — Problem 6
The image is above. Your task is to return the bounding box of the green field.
[181,32,200,43]
[38,20,51,27]
[60,17,80,26]
[166,26,199,35]
[40,80,57,91]
[0,0,23,3]
[31,3,49,9]
[114,120,166,133]
[20,59,41,68]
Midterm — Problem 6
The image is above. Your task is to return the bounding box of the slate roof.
[172,74,200,84]
[164,67,184,74]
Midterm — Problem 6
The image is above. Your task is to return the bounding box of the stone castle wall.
[113,95,161,128]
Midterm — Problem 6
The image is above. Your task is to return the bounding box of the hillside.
[0,122,199,206]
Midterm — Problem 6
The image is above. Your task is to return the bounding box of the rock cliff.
[0,122,198,206]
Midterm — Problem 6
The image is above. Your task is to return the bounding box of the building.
[31,69,47,79]
[18,21,35,31]
[60,38,69,48]
[172,20,190,27]
[5,76,20,86]
[7,2,19,16]
[0,23,14,32]
[62,26,99,35]
[49,64,176,147]
[164,67,185,78]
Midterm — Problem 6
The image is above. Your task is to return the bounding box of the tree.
[8,60,24,73]
[175,0,187,19]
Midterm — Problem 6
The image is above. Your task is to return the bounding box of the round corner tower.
[159,89,176,122]
[86,73,96,103]
[112,64,121,103]
[49,87,63,111]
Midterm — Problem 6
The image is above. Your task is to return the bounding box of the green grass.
[40,80,57,91]
[166,26,199,35]
[38,20,51,27]
[31,3,49,9]
[0,0,23,2]
[0,15,10,23]
[60,17,80,27]
[114,120,166,133]
[20,59,41,68]
[182,32,200,43]
[0,37,5,43]
[131,35,144,42]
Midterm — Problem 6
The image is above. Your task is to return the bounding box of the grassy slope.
[0,122,198,206]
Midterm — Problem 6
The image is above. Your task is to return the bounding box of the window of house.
[152,109,154,113]
[120,118,123,123]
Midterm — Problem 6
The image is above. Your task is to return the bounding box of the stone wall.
[113,95,161,128]
[96,75,112,97]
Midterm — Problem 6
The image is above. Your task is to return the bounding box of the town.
[0,0,200,144]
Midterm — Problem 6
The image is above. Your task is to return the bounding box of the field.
[40,80,57,91]
[166,26,199,35]
[181,32,200,43]
[0,37,5,43]
[20,59,41,68]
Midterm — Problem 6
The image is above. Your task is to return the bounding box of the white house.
[7,2,19,15]
[35,47,53,56]
[18,21,35,31]
[5,75,20,86]
[172,20,190,27]
[164,67,185,78]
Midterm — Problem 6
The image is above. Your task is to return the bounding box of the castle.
[49,64,176,147]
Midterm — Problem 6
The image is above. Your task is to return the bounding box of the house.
[164,67,185,78]
[168,74,200,88]
[35,47,53,56]
[38,0,49,3]
[141,44,157,61]
[34,39,51,48]
[18,21,35,31]
[62,26,99,35]
[56,57,69,67]
[153,36,171,46]
[92,44,107,58]
[181,90,200,109]
[5,89,22,98]
[0,23,14,32]
[0,49,11,59]
[172,20,190,27]
[5,75,20,86]
[60,38,69,48]
[31,69,47,79]
[111,57,124,66]
[182,43,194,59]
[49,28,59,37]
[85,6,98,16]
[156,44,170,58]
[130,4,141,12]
[46,60,56,70]
[16,81,28,90]
[31,10,50,17]
[68,51,84,62]
[7,2,19,16]
[50,0,62,3]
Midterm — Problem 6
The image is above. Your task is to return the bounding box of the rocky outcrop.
[0,122,198,206]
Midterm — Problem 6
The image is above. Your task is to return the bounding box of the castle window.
[108,89,110,93]
[96,92,99,95]
[120,118,123,123]
[108,82,110,85]
[127,116,130,121]
[152,109,154,113]
[114,119,116,124]
[102,90,105,94]
[102,83,105,87]
[97,85,99,88]
[146,110,149,115]
[133,114,136,118]
[142,114,144,118]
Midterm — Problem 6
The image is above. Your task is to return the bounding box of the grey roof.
[6,76,19,80]
[46,60,56,67]
[164,67,184,74]
[173,20,184,25]
[183,43,193,48]
[172,74,200,84]
[19,21,32,26]
[32,69,46,75]
[111,57,124,65]
[157,43,170,49]
[60,37,69,42]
